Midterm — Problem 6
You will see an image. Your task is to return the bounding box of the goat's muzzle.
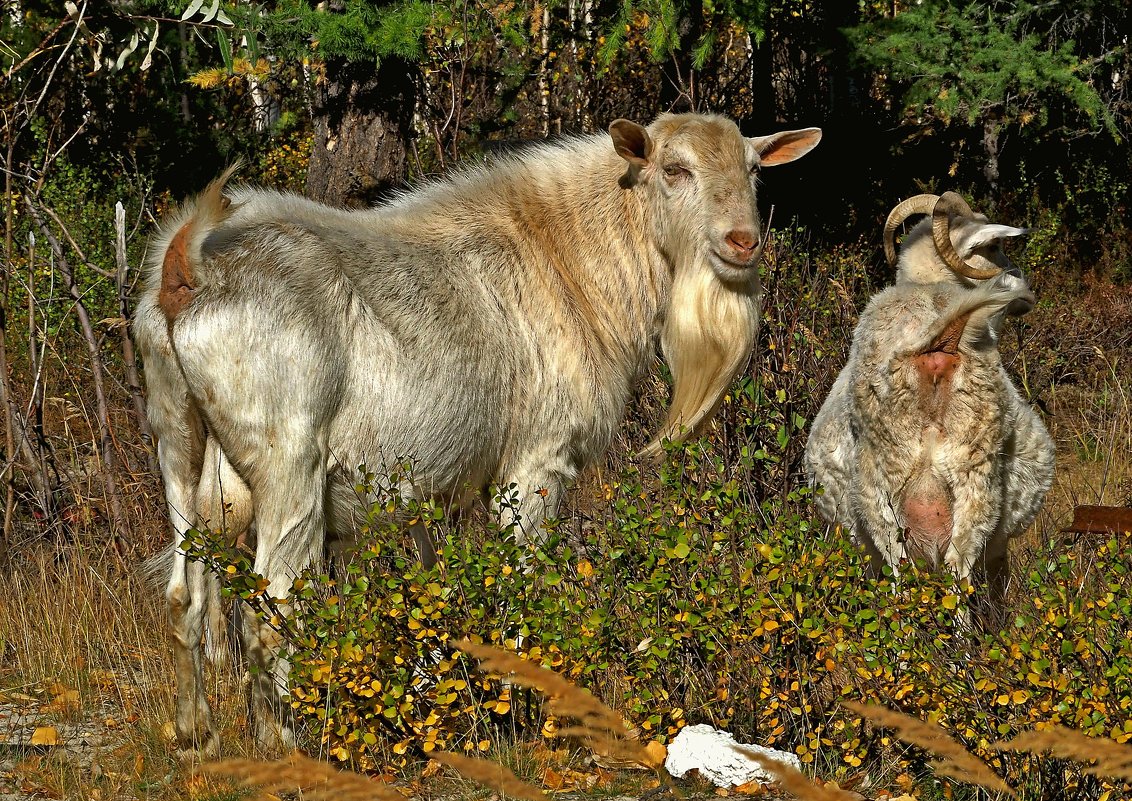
[718,228,764,268]
[1006,288,1037,317]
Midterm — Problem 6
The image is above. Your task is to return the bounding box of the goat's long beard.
[643,264,761,457]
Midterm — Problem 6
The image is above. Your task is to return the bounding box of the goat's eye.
[663,164,690,179]
[748,162,760,176]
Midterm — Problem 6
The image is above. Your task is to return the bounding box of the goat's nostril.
[726,230,758,253]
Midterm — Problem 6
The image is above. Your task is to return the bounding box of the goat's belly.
[328,401,502,496]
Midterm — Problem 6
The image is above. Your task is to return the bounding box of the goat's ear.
[749,127,822,167]
[963,224,1029,252]
[609,119,653,167]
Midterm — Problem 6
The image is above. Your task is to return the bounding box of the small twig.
[24,193,128,550]
[114,201,156,473]
[36,202,117,280]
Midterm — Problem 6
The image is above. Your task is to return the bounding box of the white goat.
[134,113,821,755]
[804,194,1054,615]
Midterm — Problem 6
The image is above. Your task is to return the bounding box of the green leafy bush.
[184,235,1132,799]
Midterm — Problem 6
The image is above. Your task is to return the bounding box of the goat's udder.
[901,474,953,567]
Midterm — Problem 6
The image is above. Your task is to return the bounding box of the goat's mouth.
[1006,289,1037,316]
[710,246,763,271]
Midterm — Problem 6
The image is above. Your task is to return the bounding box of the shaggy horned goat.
[803,194,1054,610]
[134,112,821,755]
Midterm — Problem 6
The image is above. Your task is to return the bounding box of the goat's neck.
[505,155,670,380]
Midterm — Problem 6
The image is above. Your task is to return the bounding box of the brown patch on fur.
[914,310,973,418]
[159,220,196,322]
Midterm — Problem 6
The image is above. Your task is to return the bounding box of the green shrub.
[183,234,1132,799]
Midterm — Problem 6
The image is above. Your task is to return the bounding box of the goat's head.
[883,192,1032,315]
[609,113,822,285]
[609,114,821,455]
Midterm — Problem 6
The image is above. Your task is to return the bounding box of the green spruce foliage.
[844,1,1118,137]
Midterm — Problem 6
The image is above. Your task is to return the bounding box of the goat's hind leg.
[168,435,254,757]
[236,440,327,753]
[147,387,220,758]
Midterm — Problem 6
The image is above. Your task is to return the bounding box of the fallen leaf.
[734,779,768,795]
[182,773,210,799]
[644,739,668,768]
[46,689,80,712]
[161,721,176,742]
[30,726,60,746]
[542,767,565,790]
[1,690,38,703]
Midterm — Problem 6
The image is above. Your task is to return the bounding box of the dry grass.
[454,638,662,771]
[992,726,1132,782]
[842,702,1016,797]
[431,750,549,801]
[0,543,261,800]
[205,750,406,800]
[731,745,861,801]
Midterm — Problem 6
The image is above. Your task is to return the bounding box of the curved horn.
[931,191,1001,280]
[883,194,939,267]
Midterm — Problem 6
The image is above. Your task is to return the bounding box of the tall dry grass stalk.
[731,746,860,801]
[431,750,549,801]
[204,750,405,800]
[842,701,1016,796]
[454,638,661,769]
[992,726,1132,781]
[0,548,168,719]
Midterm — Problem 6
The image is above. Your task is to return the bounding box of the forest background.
[2,1,1132,800]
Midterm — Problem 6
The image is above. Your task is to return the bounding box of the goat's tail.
[156,162,242,324]
[139,541,177,590]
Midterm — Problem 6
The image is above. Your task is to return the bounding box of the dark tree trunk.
[749,21,776,131]
[305,58,418,208]
[983,117,1001,195]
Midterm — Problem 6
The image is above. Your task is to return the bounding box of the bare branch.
[24,192,128,548]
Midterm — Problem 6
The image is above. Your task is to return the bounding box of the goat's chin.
[707,251,761,285]
[643,263,760,457]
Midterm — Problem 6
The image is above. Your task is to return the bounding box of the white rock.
[663,723,801,788]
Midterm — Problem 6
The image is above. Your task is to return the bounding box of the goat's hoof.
[252,718,296,755]
[174,731,220,762]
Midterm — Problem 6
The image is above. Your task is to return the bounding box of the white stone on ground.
[663,723,801,788]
